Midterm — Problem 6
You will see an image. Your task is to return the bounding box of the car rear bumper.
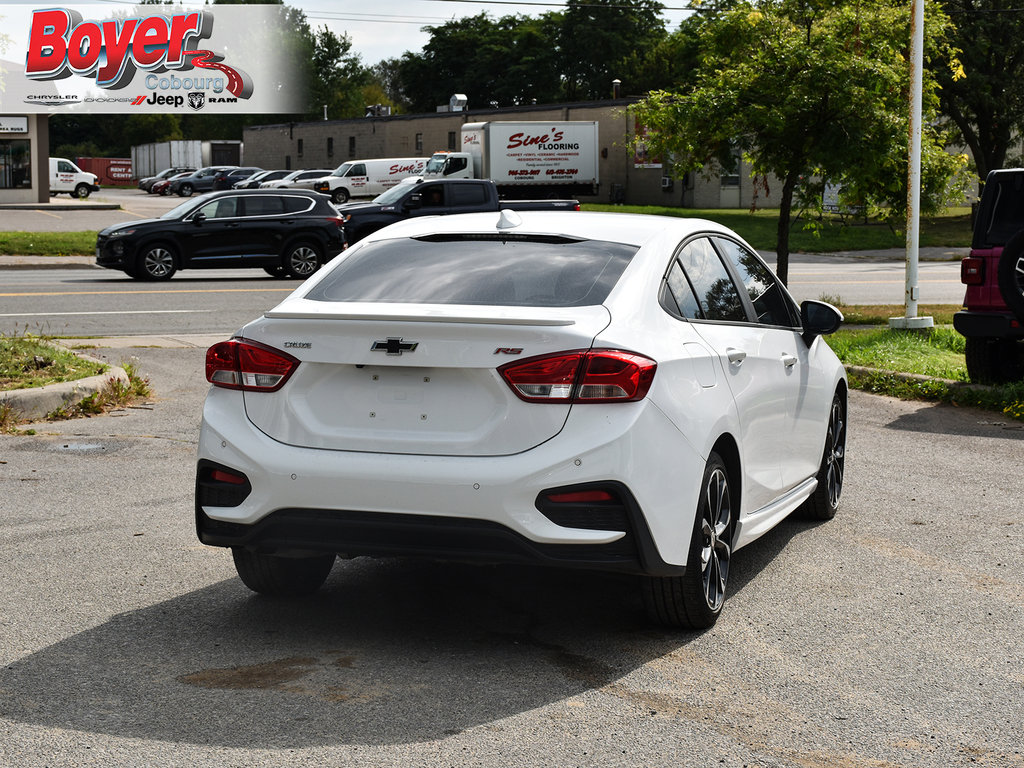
[195,387,705,574]
[953,310,1024,339]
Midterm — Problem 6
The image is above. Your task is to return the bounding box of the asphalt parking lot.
[0,341,1022,767]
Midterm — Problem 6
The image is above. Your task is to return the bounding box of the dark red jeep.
[954,168,1024,382]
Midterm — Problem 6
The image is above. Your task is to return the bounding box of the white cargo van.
[49,158,100,199]
[312,157,428,204]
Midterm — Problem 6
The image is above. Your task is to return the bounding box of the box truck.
[130,140,243,179]
[312,157,429,203]
[423,121,599,198]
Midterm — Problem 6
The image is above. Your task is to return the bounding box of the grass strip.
[1,334,106,389]
[0,231,97,257]
[827,326,1024,422]
[582,205,972,253]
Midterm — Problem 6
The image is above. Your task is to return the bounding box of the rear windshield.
[305,234,637,307]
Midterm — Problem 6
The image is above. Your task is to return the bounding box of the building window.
[448,132,457,150]
[348,137,356,158]
[721,149,741,187]
[285,155,292,170]
[297,139,303,158]
[0,140,32,189]
[327,137,334,157]
[415,133,423,153]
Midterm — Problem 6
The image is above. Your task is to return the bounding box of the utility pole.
[890,0,934,331]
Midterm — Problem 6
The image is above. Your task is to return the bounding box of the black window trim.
[659,232,803,332]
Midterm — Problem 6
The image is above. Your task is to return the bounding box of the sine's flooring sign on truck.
[1,4,304,113]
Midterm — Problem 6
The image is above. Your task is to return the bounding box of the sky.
[2,1,692,67]
[295,0,693,65]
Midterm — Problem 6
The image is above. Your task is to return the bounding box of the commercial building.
[243,99,783,209]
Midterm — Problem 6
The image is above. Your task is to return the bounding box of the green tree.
[558,0,666,101]
[309,25,371,121]
[397,13,564,112]
[630,0,964,285]
[933,0,1024,185]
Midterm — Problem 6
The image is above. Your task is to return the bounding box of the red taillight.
[961,257,985,285]
[205,339,299,392]
[499,349,656,404]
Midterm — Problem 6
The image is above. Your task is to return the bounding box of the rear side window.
[449,183,487,206]
[281,196,314,213]
[975,171,1024,247]
[305,235,637,307]
[676,238,746,322]
[242,196,285,217]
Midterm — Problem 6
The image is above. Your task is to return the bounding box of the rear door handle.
[781,354,798,368]
[726,348,746,365]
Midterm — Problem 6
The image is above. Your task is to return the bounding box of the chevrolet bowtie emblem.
[371,337,419,355]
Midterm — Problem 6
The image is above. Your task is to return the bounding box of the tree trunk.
[775,169,800,286]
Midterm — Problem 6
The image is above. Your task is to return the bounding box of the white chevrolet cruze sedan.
[196,210,847,629]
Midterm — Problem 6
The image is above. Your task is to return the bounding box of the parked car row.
[138,166,342,196]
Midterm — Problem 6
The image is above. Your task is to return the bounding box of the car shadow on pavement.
[881,401,1024,440]
[0,522,810,749]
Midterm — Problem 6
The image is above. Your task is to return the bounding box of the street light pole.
[890,0,934,330]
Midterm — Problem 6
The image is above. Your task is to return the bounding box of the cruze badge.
[372,338,418,355]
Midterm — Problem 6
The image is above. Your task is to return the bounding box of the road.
[0,342,1021,767]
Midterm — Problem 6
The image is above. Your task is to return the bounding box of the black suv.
[954,169,1024,382]
[95,189,345,281]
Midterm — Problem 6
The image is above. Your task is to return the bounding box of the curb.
[845,364,990,391]
[0,348,129,422]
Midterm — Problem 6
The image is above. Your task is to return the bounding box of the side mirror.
[192,212,207,225]
[800,300,843,344]
[406,193,422,210]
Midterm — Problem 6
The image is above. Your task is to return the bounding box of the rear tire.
[284,241,322,279]
[965,337,1023,383]
[179,183,193,197]
[642,452,733,629]
[232,548,335,596]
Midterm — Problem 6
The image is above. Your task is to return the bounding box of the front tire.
[74,183,91,199]
[803,392,846,521]
[232,548,335,596]
[136,243,177,280]
[643,452,733,629]
[178,183,193,197]
[331,188,349,204]
[284,241,322,279]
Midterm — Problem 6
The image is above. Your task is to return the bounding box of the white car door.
[670,236,788,512]
[710,236,827,490]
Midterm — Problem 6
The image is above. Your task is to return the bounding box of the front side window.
[196,196,238,219]
[305,235,637,307]
[676,238,746,322]
[713,237,798,327]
